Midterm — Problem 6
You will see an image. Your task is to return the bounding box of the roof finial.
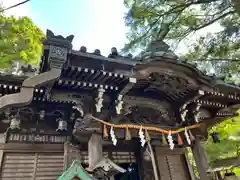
[142,40,178,60]
[147,40,170,52]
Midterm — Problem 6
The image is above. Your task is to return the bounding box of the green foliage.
[0,13,45,68]
[123,0,239,81]
[233,167,240,176]
[186,13,240,80]
[205,110,240,163]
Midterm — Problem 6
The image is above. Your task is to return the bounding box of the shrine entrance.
[114,163,139,180]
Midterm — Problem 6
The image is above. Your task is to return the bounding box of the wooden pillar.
[0,133,6,170]
[88,133,103,168]
[63,141,70,170]
[184,147,196,180]
[192,136,211,180]
[135,147,144,180]
[63,138,82,169]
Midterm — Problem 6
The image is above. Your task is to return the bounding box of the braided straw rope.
[90,115,201,134]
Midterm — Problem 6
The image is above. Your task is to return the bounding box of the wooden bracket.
[0,69,62,112]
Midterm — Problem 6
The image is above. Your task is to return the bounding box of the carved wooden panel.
[148,73,189,92]
[7,133,68,144]
[122,96,177,126]
[156,154,191,180]
[166,155,191,180]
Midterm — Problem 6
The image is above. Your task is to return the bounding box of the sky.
[1,0,221,56]
[1,0,128,56]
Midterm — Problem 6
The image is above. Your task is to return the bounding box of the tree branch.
[232,0,240,16]
[192,10,237,31]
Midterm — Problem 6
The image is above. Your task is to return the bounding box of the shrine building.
[0,30,239,180]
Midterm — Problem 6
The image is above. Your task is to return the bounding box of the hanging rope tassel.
[103,124,108,140]
[125,127,132,140]
[189,130,195,141]
[145,129,151,143]
[185,127,191,145]
[162,133,167,145]
[147,142,159,180]
[177,134,183,146]
[167,131,174,150]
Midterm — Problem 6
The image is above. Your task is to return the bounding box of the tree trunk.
[232,0,240,15]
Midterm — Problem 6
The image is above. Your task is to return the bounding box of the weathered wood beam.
[64,141,70,170]
[184,148,197,180]
[0,69,62,111]
[88,133,103,168]
[0,133,6,170]
[192,136,211,180]
[119,77,136,95]
[87,133,126,177]
[0,143,64,152]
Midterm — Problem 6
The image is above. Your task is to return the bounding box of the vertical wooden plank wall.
[1,153,35,180]
[0,142,64,180]
[35,153,64,180]
[155,147,192,180]
[0,133,6,170]
[0,153,64,180]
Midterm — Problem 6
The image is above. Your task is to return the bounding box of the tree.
[204,111,240,176]
[0,12,44,68]
[233,0,240,13]
[205,112,240,160]
[123,0,240,80]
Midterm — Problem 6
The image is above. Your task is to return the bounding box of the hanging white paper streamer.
[167,131,174,150]
[139,126,146,147]
[110,126,117,146]
[185,127,191,145]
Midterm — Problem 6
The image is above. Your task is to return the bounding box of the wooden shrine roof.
[0,29,239,140]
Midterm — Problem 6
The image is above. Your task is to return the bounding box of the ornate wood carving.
[134,60,215,92]
[73,116,101,133]
[147,72,190,95]
[119,96,177,126]
[7,133,68,144]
